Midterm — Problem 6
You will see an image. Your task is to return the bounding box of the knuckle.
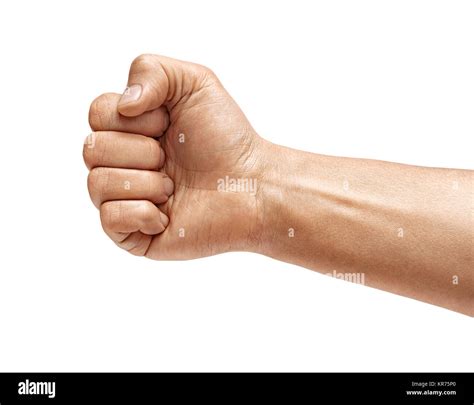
[89,93,117,130]
[87,167,109,205]
[87,168,99,194]
[138,202,154,224]
[82,132,103,169]
[88,93,114,130]
[82,132,96,167]
[82,134,93,168]
[100,201,121,230]
[131,53,158,71]
[192,60,214,75]
[196,63,218,85]
[88,95,104,129]
[201,64,215,76]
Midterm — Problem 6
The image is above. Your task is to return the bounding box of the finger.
[83,131,165,171]
[89,92,169,137]
[87,167,174,209]
[100,200,169,256]
[117,54,213,117]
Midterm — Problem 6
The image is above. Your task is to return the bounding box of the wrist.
[251,141,310,258]
[251,142,334,272]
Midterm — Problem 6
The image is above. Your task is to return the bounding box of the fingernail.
[162,176,174,195]
[119,84,142,105]
[159,212,169,227]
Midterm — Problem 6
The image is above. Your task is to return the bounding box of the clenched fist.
[83,54,473,315]
[84,54,269,259]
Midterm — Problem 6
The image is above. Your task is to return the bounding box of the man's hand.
[84,54,268,258]
[84,53,473,315]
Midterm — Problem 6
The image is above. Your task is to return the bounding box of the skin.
[84,54,473,316]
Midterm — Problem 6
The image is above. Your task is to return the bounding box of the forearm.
[87,53,472,315]
[255,143,474,315]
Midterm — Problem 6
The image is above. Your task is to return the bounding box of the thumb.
[117,54,210,117]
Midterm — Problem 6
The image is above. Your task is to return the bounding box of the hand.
[84,55,473,314]
[84,54,268,259]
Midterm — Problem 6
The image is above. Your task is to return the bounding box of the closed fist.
[84,54,269,259]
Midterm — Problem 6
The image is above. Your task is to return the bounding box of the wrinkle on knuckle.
[101,202,123,231]
[91,132,114,169]
[88,167,109,204]
[89,93,116,129]
[82,135,94,167]
[83,132,103,168]
[131,54,158,75]
[88,96,104,129]
[201,64,215,77]
[100,202,114,228]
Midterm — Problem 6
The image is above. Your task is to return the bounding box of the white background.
[0,0,472,371]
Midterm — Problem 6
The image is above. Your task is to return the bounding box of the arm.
[84,54,473,316]
[256,144,473,316]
